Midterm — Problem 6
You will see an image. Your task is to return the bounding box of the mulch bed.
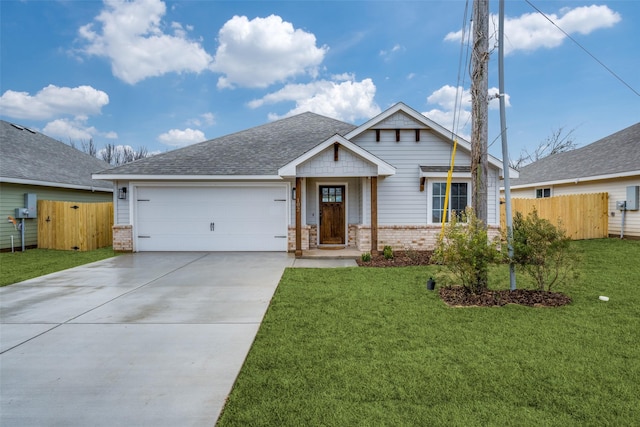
[438,286,572,307]
[357,250,571,307]
[355,250,433,267]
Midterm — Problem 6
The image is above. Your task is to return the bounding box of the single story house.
[505,122,640,238]
[94,102,516,254]
[0,120,113,251]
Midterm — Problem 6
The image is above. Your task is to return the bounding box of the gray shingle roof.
[0,120,112,190]
[510,122,640,187]
[97,112,357,176]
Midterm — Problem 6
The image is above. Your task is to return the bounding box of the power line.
[451,0,472,139]
[525,0,640,98]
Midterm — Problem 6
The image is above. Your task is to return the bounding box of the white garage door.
[135,185,288,251]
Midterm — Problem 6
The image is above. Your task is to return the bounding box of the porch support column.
[370,176,378,255]
[295,176,302,257]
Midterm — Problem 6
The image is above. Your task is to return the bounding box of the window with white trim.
[431,182,469,223]
[536,188,551,198]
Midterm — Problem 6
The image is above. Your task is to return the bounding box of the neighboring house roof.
[95,112,357,179]
[0,120,112,191]
[509,122,640,188]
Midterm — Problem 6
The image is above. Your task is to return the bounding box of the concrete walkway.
[0,252,294,426]
[291,258,358,268]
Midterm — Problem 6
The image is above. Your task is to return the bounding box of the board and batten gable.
[296,145,377,177]
[349,111,500,226]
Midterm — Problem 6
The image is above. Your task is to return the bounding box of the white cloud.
[427,85,471,112]
[423,85,509,138]
[444,5,621,55]
[78,0,212,84]
[44,119,96,141]
[211,14,327,89]
[0,84,109,120]
[248,77,380,122]
[423,108,471,140]
[187,112,216,127]
[379,44,405,61]
[43,116,117,141]
[332,73,355,82]
[158,128,205,147]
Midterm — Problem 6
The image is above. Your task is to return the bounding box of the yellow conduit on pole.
[440,138,458,236]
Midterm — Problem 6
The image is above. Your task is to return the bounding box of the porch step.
[298,248,362,259]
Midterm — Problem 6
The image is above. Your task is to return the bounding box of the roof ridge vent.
[10,123,25,131]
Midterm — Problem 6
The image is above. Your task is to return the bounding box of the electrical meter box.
[15,208,29,218]
[627,185,639,211]
[24,193,37,216]
[15,193,37,218]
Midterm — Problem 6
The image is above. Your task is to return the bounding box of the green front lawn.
[0,247,118,287]
[218,239,640,426]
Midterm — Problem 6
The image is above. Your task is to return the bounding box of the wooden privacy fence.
[501,193,608,240]
[38,200,113,251]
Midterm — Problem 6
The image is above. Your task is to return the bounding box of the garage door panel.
[135,186,287,251]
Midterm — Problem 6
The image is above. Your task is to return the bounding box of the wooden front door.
[319,185,345,245]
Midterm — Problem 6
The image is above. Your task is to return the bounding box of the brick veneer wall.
[377,225,441,251]
[288,225,309,252]
[289,224,501,253]
[377,225,501,252]
[112,224,133,252]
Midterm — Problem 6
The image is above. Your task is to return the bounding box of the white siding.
[305,178,317,224]
[488,168,499,226]
[297,146,376,177]
[375,110,425,129]
[509,176,640,238]
[361,177,371,225]
[352,120,476,226]
[115,180,130,225]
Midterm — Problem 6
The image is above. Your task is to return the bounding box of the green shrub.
[510,209,579,291]
[433,207,501,294]
[383,245,394,260]
[361,252,372,262]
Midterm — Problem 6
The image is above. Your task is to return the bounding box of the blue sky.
[1,0,638,163]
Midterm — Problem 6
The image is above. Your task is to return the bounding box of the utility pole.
[498,0,517,290]
[471,0,489,223]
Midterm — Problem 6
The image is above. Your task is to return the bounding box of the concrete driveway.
[0,252,294,426]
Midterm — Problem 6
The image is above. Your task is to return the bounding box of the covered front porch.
[288,176,381,257]
[278,134,395,258]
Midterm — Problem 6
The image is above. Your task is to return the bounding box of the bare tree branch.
[80,138,98,157]
[68,136,152,166]
[510,126,578,170]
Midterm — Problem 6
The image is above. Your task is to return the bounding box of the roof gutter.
[502,169,640,191]
[92,174,283,181]
[1,177,113,192]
